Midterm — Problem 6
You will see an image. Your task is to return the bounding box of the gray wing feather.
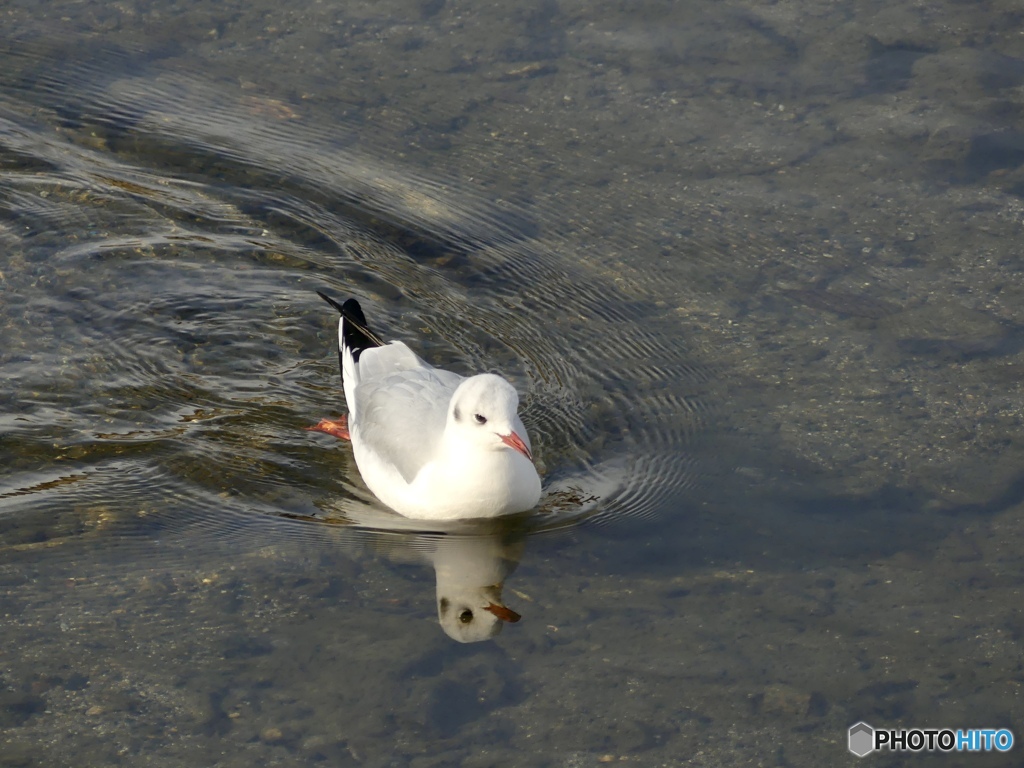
[354,341,424,382]
[352,343,463,482]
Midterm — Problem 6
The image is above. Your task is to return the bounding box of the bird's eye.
[458,609,474,624]
[473,413,487,425]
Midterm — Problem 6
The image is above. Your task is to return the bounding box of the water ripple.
[0,39,714,557]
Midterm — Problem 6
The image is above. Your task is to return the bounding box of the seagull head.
[448,374,534,462]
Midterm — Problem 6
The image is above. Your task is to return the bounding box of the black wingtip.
[316,290,346,315]
[316,290,387,356]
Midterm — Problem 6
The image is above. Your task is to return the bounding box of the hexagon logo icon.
[849,722,875,757]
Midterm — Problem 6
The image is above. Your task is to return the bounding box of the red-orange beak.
[499,431,533,462]
[484,602,522,623]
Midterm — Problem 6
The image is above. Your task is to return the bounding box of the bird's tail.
[316,291,385,388]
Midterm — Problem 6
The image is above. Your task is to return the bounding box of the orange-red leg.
[306,414,350,440]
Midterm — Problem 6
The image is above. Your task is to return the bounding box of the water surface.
[2,1,1024,765]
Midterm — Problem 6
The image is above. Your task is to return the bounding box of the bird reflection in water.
[430,526,525,643]
[284,505,529,643]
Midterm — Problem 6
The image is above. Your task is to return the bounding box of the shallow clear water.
[2,1,1024,765]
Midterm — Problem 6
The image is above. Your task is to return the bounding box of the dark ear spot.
[439,598,450,614]
[453,407,462,422]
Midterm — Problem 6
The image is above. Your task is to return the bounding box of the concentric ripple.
[0,39,714,559]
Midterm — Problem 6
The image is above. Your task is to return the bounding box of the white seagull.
[308,292,542,520]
